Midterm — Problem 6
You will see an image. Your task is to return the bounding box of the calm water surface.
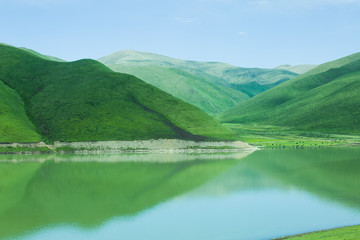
[0,148,360,240]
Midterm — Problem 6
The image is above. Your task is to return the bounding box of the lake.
[0,147,360,240]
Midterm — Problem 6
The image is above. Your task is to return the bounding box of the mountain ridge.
[220,52,360,134]
[274,64,317,74]
[0,44,233,142]
[99,49,298,112]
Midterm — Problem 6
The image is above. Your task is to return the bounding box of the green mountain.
[0,81,41,142]
[275,64,317,74]
[18,47,65,62]
[0,44,232,142]
[99,50,298,109]
[104,65,249,116]
[221,52,360,134]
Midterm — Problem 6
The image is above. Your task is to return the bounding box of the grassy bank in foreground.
[274,225,360,239]
[225,123,360,149]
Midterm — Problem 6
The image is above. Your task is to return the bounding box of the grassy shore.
[274,225,360,239]
[224,123,360,149]
[2,124,360,154]
[0,146,54,154]
[0,139,256,154]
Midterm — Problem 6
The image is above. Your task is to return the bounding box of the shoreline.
[0,139,258,155]
[273,224,360,239]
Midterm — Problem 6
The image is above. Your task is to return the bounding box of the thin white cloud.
[237,31,247,36]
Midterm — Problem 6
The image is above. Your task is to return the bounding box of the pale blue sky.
[1,0,359,67]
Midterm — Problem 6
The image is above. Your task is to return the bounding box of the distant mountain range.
[0,44,232,142]
[1,43,357,143]
[274,64,317,74]
[221,52,360,134]
[99,50,300,115]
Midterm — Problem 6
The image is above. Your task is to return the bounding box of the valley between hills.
[0,43,360,153]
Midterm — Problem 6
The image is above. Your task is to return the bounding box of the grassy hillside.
[106,64,249,115]
[275,64,317,74]
[194,63,298,85]
[221,53,360,134]
[276,225,360,240]
[0,81,41,143]
[0,44,233,142]
[99,50,298,99]
[19,47,65,62]
[300,52,360,77]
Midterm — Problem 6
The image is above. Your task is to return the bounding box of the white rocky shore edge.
[0,139,258,153]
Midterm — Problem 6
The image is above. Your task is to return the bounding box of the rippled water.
[1,147,360,240]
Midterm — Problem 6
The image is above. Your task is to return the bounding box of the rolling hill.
[103,64,249,115]
[99,50,298,108]
[274,64,317,74]
[220,52,360,134]
[0,44,233,142]
[18,47,65,62]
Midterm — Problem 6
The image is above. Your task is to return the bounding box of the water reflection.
[0,151,253,163]
[187,147,360,205]
[0,153,241,239]
[239,148,360,208]
[1,147,360,240]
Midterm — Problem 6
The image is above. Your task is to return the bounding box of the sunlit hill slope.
[0,44,233,142]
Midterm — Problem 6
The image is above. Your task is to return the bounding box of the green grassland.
[0,146,54,154]
[0,81,41,143]
[275,225,360,239]
[221,52,360,135]
[2,44,359,144]
[105,64,249,116]
[99,50,298,99]
[0,44,233,142]
[225,123,360,149]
